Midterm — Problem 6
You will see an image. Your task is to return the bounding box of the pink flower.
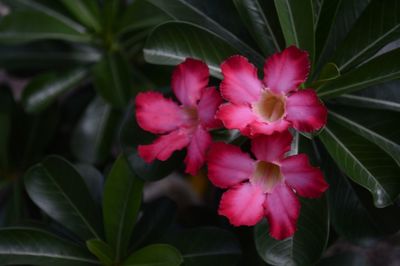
[206,131,328,240]
[135,58,222,175]
[217,46,327,137]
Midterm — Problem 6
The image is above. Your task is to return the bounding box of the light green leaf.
[87,239,115,266]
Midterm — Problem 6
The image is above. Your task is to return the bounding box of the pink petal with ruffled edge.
[248,119,290,136]
[281,154,328,198]
[251,131,293,163]
[138,129,190,163]
[171,58,209,106]
[286,89,327,132]
[220,55,262,105]
[184,126,212,175]
[135,91,185,134]
[207,142,255,188]
[219,183,265,226]
[217,103,255,134]
[197,87,223,129]
[264,46,310,94]
[264,183,300,240]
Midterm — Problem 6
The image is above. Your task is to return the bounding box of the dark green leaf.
[0,227,99,266]
[0,87,14,174]
[312,62,340,88]
[75,164,104,207]
[71,97,122,164]
[316,252,367,266]
[144,22,239,78]
[0,10,92,44]
[146,0,263,65]
[233,0,282,55]
[87,239,115,266]
[61,0,101,31]
[319,118,400,207]
[332,0,400,71]
[274,0,315,60]
[317,48,400,98]
[255,196,328,266]
[24,156,102,240]
[103,155,144,261]
[161,227,241,266]
[93,52,133,108]
[122,244,182,266]
[22,67,89,114]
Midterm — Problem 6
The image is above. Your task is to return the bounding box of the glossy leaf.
[0,87,14,174]
[233,0,283,55]
[60,0,101,31]
[318,48,400,98]
[274,0,315,60]
[147,0,263,66]
[328,105,400,166]
[319,118,400,207]
[75,164,104,207]
[71,97,122,164]
[86,239,115,266]
[92,52,133,108]
[22,67,89,114]
[122,244,182,266]
[0,10,91,44]
[161,227,241,266]
[0,227,99,266]
[24,156,102,240]
[255,196,328,266]
[144,22,238,78]
[332,0,400,71]
[103,155,144,261]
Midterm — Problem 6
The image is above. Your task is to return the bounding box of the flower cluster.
[135,46,328,240]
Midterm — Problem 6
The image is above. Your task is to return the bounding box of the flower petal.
[264,183,300,240]
[248,119,290,136]
[207,142,255,188]
[198,86,223,129]
[286,89,328,132]
[251,131,293,162]
[219,183,265,226]
[138,129,190,162]
[172,58,209,106]
[264,46,310,94]
[135,91,185,134]
[184,126,212,175]
[217,103,255,134]
[281,154,328,198]
[220,55,262,105]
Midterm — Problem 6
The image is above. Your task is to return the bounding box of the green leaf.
[103,155,144,261]
[161,227,241,266]
[233,0,283,55]
[119,103,183,181]
[87,239,115,266]
[21,67,89,114]
[255,196,328,266]
[71,97,122,164]
[321,149,400,240]
[24,156,102,240]
[0,10,92,44]
[328,105,400,166]
[332,0,400,71]
[274,0,315,60]
[75,164,104,207]
[0,87,14,174]
[93,52,133,108]
[319,118,400,207]
[0,227,99,266]
[144,22,238,79]
[317,48,400,98]
[146,0,263,65]
[312,62,340,88]
[61,0,101,31]
[316,252,367,266]
[122,244,183,266]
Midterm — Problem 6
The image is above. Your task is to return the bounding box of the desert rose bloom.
[217,46,327,137]
[207,131,328,240]
[135,58,222,175]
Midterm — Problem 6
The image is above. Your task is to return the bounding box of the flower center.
[251,161,283,193]
[252,90,286,122]
[183,106,199,125]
